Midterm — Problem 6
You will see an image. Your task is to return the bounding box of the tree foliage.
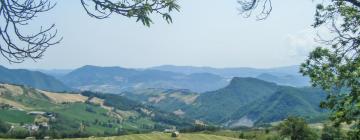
[238,0,360,134]
[0,119,10,134]
[277,116,318,140]
[237,0,272,20]
[321,123,345,140]
[299,0,360,133]
[80,0,180,26]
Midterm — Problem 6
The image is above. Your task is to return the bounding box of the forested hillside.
[122,77,327,127]
[60,65,228,93]
[0,66,71,92]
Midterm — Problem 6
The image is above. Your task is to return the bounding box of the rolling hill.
[121,89,199,115]
[60,65,228,93]
[184,78,279,123]
[226,87,327,127]
[190,78,327,126]
[0,84,194,138]
[121,77,327,127]
[0,65,71,92]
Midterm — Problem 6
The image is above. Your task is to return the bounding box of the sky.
[0,0,320,69]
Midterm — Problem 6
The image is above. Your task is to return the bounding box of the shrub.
[8,127,29,139]
[277,116,318,140]
[321,123,345,140]
[0,119,10,133]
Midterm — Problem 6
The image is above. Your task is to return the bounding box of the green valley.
[0,84,194,139]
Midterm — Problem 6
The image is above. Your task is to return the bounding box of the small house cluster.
[22,111,56,132]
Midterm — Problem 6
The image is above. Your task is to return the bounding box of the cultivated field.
[66,133,242,140]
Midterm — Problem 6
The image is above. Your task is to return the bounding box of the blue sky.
[0,0,319,69]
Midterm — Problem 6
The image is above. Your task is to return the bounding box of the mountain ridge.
[0,65,71,92]
[119,77,327,127]
[151,65,310,87]
[61,65,228,93]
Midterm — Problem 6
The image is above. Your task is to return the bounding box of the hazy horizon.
[1,64,301,71]
[0,0,318,70]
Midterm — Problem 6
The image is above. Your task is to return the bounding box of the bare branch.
[0,0,61,63]
[237,0,272,20]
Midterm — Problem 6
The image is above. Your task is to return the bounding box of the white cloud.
[285,28,318,58]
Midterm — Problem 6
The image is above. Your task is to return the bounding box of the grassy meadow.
[65,133,243,140]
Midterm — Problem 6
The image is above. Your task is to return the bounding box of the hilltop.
[0,66,71,92]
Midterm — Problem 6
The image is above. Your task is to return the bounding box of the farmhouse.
[22,124,39,132]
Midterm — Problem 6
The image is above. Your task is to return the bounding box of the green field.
[66,133,242,140]
[0,109,34,124]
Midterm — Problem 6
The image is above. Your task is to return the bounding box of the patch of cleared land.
[89,97,113,111]
[40,90,88,103]
[0,84,24,96]
[169,93,199,105]
[66,133,242,140]
[148,94,166,103]
[0,97,30,110]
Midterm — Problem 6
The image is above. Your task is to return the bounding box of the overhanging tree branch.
[237,0,272,20]
[80,0,180,26]
[342,0,360,8]
[0,0,180,63]
[0,0,61,63]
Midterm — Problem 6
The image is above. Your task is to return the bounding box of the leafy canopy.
[277,116,318,140]
[300,0,360,133]
[237,0,360,135]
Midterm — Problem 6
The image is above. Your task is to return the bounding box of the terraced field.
[67,133,242,140]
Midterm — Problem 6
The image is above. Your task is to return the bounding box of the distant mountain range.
[122,77,327,127]
[38,65,308,93]
[0,65,327,128]
[0,64,312,94]
[256,73,309,87]
[59,65,229,93]
[151,65,300,77]
[151,65,310,87]
[0,66,71,92]
[35,69,72,79]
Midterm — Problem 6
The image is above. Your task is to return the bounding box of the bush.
[239,132,245,139]
[8,127,29,139]
[266,135,282,140]
[347,130,360,140]
[277,116,318,140]
[321,123,345,140]
[0,119,10,133]
[265,128,270,134]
